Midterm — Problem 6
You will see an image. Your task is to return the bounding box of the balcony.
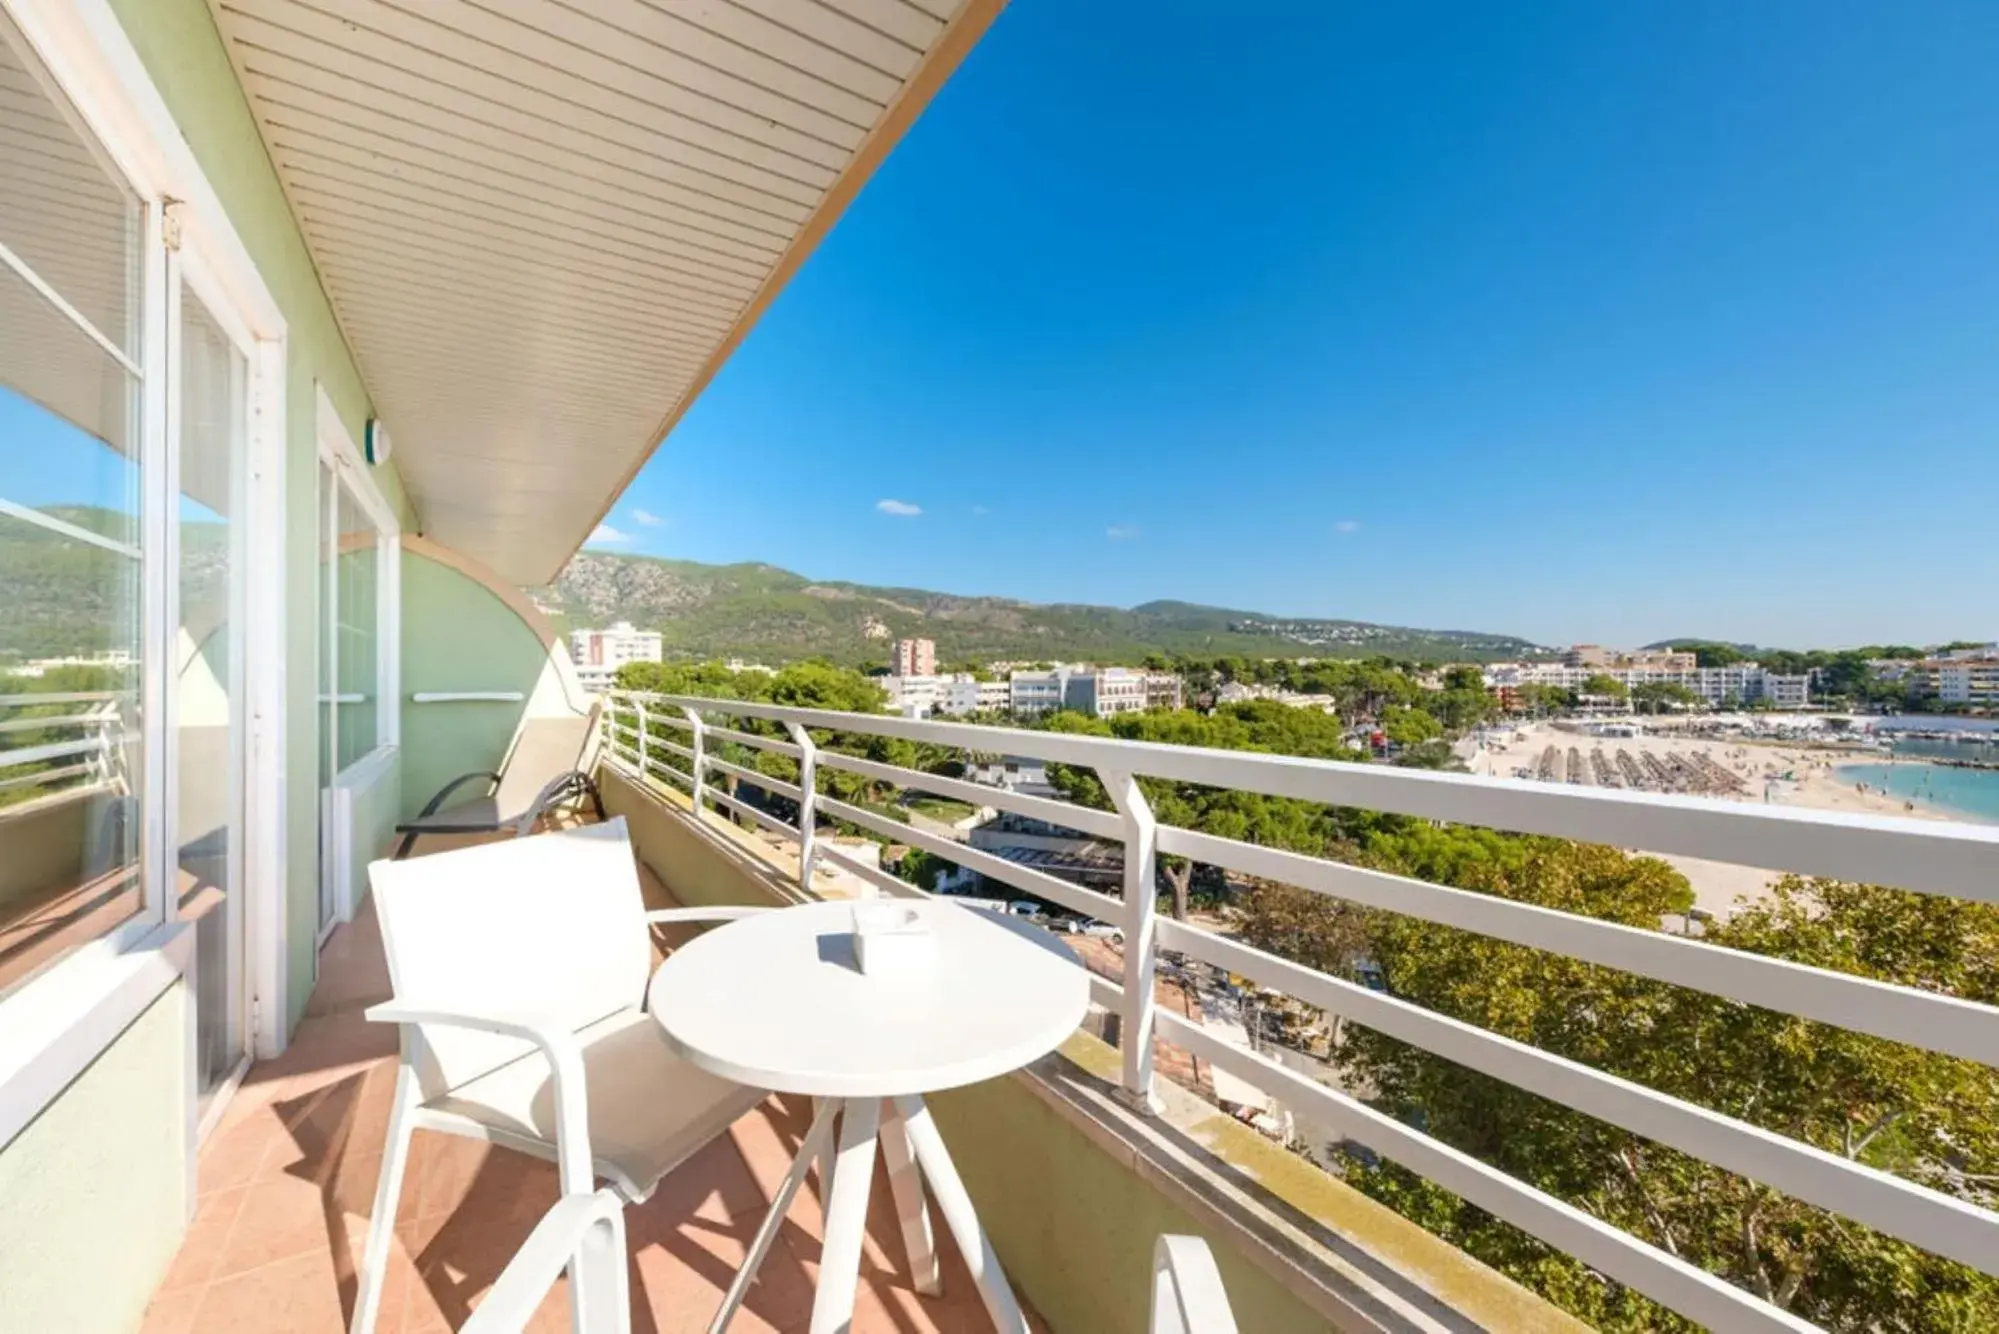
[123,688,1999,1333]
[3,3,1995,1331]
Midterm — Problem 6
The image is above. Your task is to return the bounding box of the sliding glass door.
[175,283,249,1111]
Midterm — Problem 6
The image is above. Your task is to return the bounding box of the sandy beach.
[1464,721,1952,918]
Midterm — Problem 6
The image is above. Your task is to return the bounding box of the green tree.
[1631,681,1701,715]
[1380,705,1443,749]
[1581,673,1629,700]
[1333,863,1998,1330]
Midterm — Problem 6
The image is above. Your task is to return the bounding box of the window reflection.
[0,22,145,996]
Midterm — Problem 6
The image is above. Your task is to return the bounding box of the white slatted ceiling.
[209,0,979,581]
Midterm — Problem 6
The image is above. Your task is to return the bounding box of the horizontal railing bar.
[1160,826,1999,1068]
[0,736,126,769]
[816,794,1125,923]
[700,785,800,842]
[1087,972,1123,1009]
[0,762,96,793]
[1158,919,1999,1273]
[702,722,801,758]
[815,839,927,899]
[618,694,1999,903]
[0,713,97,734]
[657,739,696,764]
[648,762,695,793]
[0,690,132,707]
[814,749,1122,839]
[704,754,803,803]
[1155,1012,1815,1333]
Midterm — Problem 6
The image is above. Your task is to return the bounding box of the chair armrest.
[365,1001,595,1191]
[415,770,502,818]
[461,1188,627,1334]
[1150,1235,1239,1334]
[643,906,769,925]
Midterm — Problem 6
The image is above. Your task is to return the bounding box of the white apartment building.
[1484,660,1808,708]
[881,672,1011,718]
[1925,658,1999,704]
[945,677,1012,715]
[1010,669,1066,716]
[1064,666,1147,717]
[891,636,937,676]
[568,620,663,693]
[1762,673,1812,709]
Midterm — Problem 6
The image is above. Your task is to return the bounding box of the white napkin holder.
[850,902,935,977]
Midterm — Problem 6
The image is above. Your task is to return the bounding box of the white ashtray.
[850,902,935,977]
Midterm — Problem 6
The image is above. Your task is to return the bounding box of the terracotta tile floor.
[141,832,1042,1333]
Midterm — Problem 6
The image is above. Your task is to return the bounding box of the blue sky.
[589,1,1999,650]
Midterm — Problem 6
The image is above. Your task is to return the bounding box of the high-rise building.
[891,637,936,676]
[568,620,662,692]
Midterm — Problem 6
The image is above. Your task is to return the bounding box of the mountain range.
[533,551,1543,666]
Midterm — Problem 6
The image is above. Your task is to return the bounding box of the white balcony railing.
[599,690,1999,1334]
[0,691,134,801]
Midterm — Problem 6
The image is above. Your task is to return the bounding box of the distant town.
[563,622,1999,719]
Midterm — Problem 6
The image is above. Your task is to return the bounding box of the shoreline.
[1466,722,1972,918]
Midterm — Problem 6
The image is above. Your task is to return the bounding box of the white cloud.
[630,508,664,527]
[588,523,631,544]
[1106,524,1140,541]
[876,498,923,517]
[1333,519,1361,534]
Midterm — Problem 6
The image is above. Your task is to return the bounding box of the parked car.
[1077,919,1125,945]
[1007,900,1043,918]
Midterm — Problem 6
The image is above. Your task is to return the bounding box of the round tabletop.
[648,899,1091,1098]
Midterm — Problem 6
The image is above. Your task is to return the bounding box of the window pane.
[0,23,141,359]
[335,483,377,770]
[0,197,143,998]
[177,291,245,1099]
[315,460,335,932]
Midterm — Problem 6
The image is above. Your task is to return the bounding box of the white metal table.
[647,898,1089,1334]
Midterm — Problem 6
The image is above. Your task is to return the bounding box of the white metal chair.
[1150,1235,1240,1334]
[460,1188,630,1334]
[352,817,770,1334]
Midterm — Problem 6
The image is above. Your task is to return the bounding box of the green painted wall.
[399,547,582,823]
[109,0,415,1027]
[0,985,186,1334]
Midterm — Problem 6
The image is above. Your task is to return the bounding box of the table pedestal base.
[711,1094,1028,1334]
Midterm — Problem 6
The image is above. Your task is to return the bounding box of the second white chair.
[351,817,769,1334]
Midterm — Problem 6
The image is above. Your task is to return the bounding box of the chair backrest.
[491,703,600,817]
[368,817,650,1098]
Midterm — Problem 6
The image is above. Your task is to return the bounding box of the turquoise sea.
[1835,761,1999,824]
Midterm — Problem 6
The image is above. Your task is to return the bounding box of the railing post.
[787,722,818,894]
[634,697,650,784]
[1104,768,1161,1114]
[683,706,706,819]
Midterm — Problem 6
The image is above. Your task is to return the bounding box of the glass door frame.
[1,0,300,1176]
[314,388,400,940]
[171,247,259,1134]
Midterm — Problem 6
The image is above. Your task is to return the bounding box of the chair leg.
[351,1064,418,1334]
[572,1204,631,1334]
[392,831,418,860]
